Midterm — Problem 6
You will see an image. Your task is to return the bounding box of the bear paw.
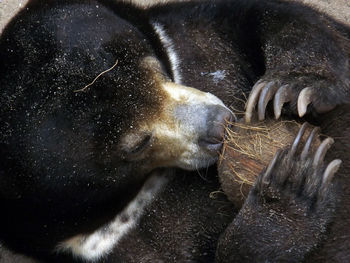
[245,77,348,122]
[254,123,341,216]
[216,123,341,262]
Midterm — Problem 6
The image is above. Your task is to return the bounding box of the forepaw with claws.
[245,78,348,122]
[217,123,341,262]
[255,123,341,206]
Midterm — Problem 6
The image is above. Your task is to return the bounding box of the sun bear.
[0,0,349,262]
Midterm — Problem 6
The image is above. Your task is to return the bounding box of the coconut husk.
[218,118,320,208]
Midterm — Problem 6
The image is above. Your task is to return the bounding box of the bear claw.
[297,87,313,117]
[255,123,341,203]
[217,124,343,263]
[313,137,334,168]
[290,122,308,157]
[322,159,342,186]
[257,81,279,121]
[301,127,320,160]
[273,84,291,120]
[245,78,340,122]
[245,80,266,122]
[259,149,282,186]
[245,80,296,122]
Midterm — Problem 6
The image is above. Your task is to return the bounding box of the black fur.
[148,0,350,114]
[0,0,349,262]
[0,0,169,259]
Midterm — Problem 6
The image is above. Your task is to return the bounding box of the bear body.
[0,0,349,262]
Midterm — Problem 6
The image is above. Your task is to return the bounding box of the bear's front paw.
[217,123,341,263]
[254,123,341,219]
[245,76,349,122]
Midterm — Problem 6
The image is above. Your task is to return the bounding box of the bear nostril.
[207,109,234,141]
[199,106,235,152]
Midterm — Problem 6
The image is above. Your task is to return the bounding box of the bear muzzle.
[197,105,234,152]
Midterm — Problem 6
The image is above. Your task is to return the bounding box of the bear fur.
[0,0,349,262]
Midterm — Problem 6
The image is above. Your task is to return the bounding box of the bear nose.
[198,105,235,152]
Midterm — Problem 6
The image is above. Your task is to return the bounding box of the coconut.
[218,118,320,208]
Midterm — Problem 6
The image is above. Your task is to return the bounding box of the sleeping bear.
[0,0,349,262]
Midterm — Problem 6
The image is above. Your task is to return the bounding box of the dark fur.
[0,1,174,260]
[217,105,350,262]
[148,0,350,113]
[0,0,349,262]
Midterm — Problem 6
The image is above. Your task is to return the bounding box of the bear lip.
[198,139,224,152]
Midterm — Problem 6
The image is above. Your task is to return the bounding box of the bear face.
[0,0,233,258]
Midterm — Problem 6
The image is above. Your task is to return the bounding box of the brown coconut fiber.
[218,118,320,208]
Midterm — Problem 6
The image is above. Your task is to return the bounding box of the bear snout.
[198,105,234,152]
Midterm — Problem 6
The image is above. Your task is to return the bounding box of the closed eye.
[125,133,153,160]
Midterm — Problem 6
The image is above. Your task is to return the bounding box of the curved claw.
[300,127,320,161]
[313,137,335,169]
[322,159,342,185]
[290,123,308,157]
[263,149,282,184]
[258,81,278,121]
[245,80,266,123]
[297,87,313,117]
[273,85,292,119]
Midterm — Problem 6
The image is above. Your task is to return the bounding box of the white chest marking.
[56,171,169,261]
[152,22,182,84]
